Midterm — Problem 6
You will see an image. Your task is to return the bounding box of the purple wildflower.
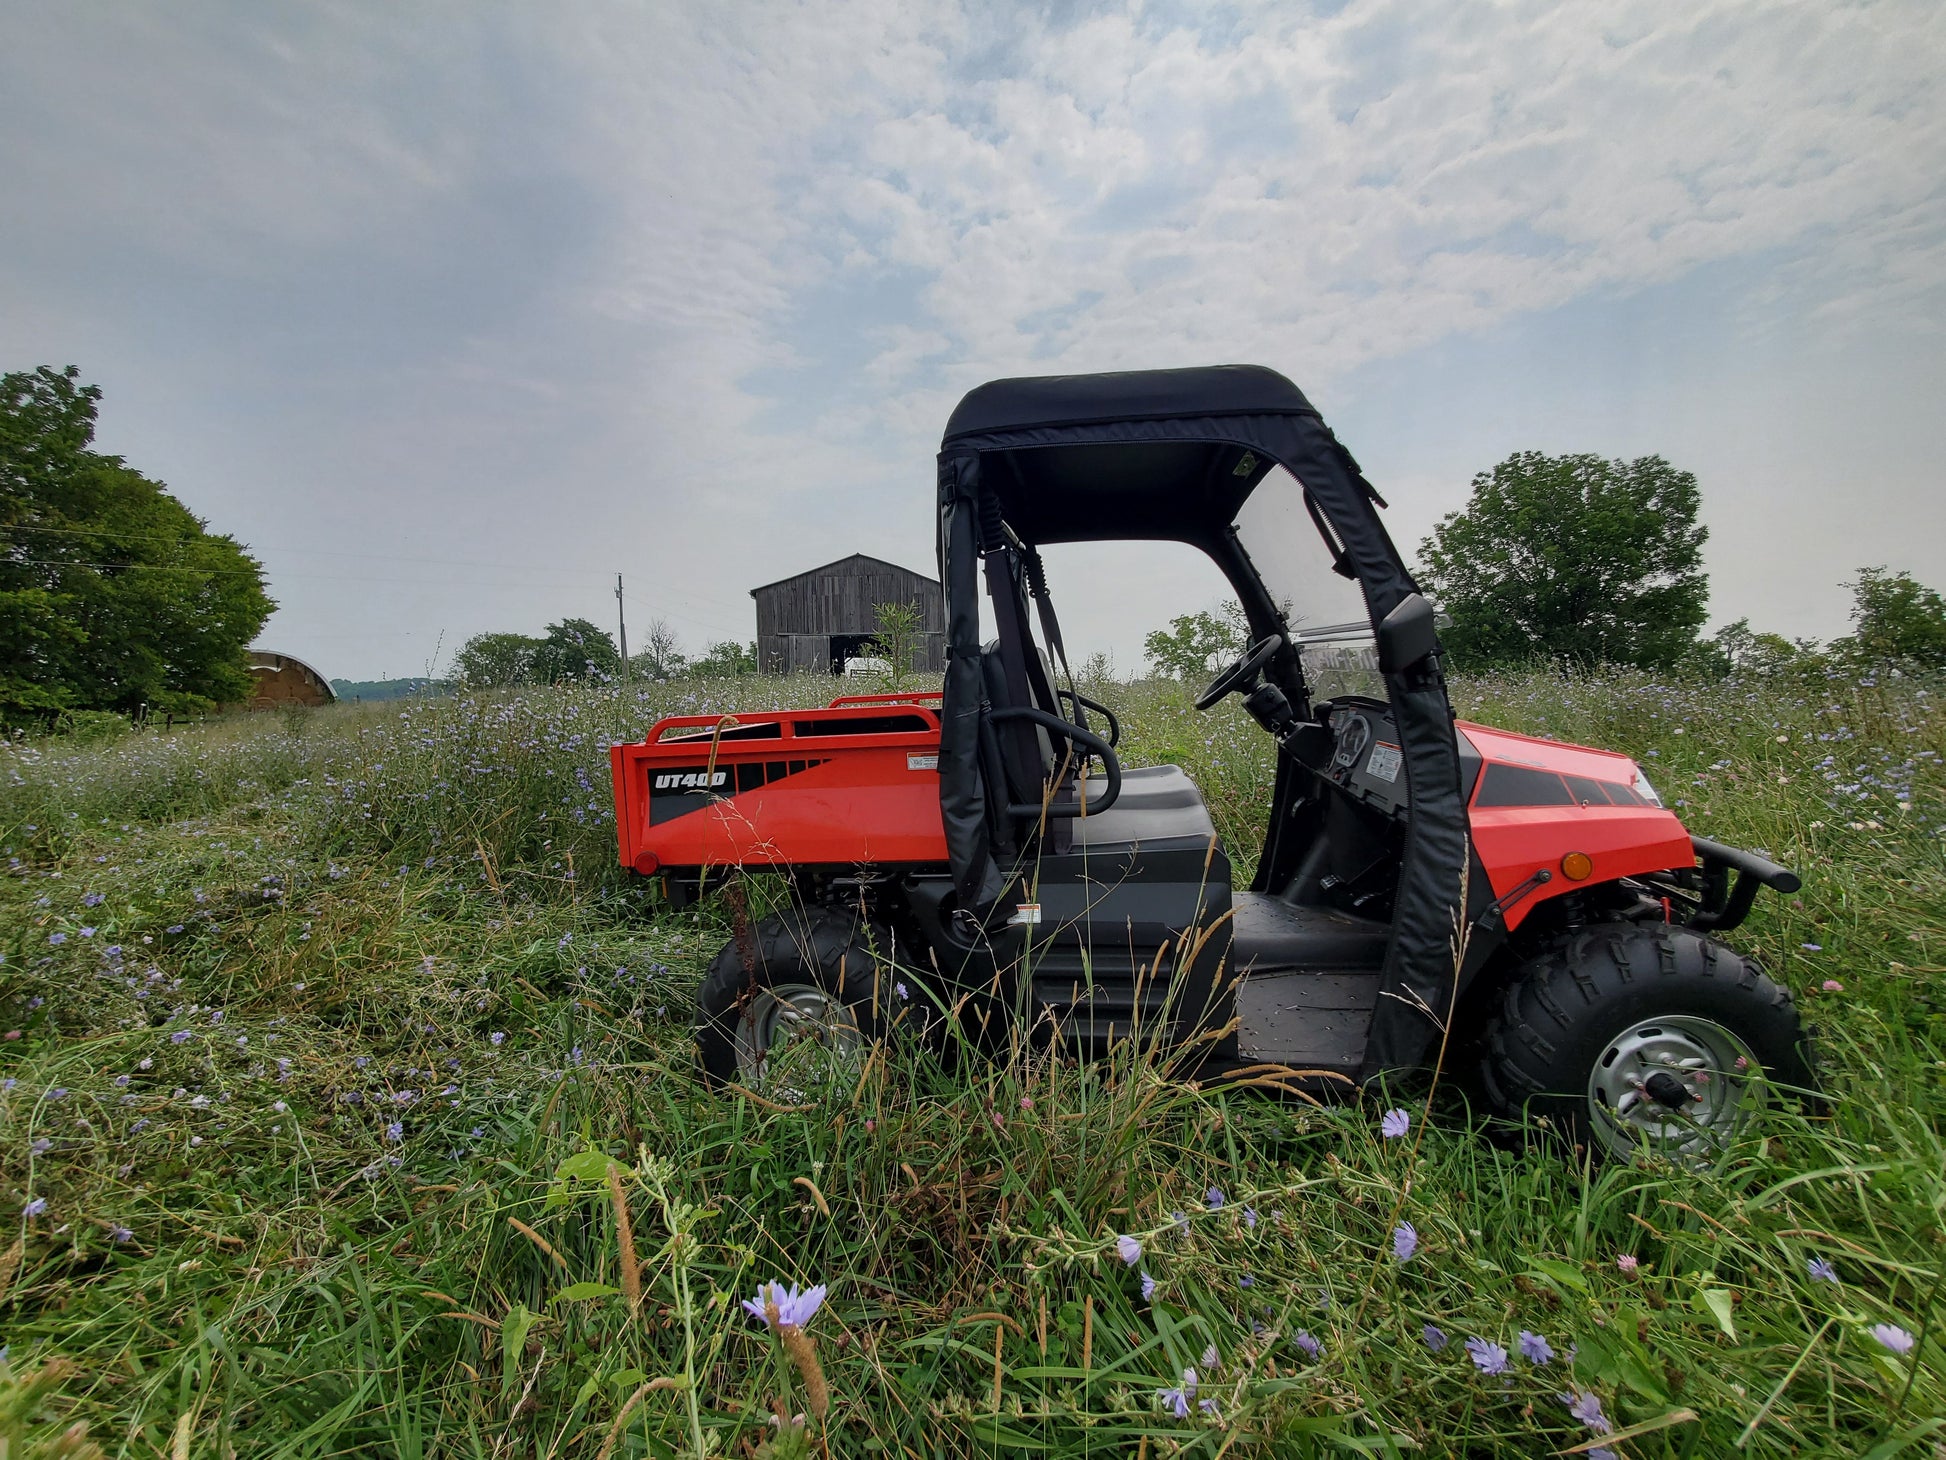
[83,892,105,907]
[385,1121,403,1143]
[1140,1270,1156,1301]
[489,1031,506,1046]
[47,933,65,946]
[1465,1337,1510,1375]
[742,1280,827,1330]
[109,1225,133,1243]
[1871,1324,1915,1355]
[1393,1222,1419,1262]
[1116,1234,1142,1266]
[1807,1258,1839,1284]
[22,1197,47,1218]
[1380,1108,1411,1139]
[1206,1187,1224,1210]
[1294,1330,1322,1358]
[170,1030,192,1044]
[1519,1331,1555,1365]
[1243,1205,1257,1230]
[1561,1390,1610,1433]
[1422,1324,1448,1352]
[1156,1374,1193,1419]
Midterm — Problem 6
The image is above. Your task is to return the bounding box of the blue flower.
[1294,1330,1322,1358]
[1393,1223,1419,1262]
[743,1280,827,1330]
[1465,1337,1509,1375]
[22,1197,47,1218]
[1155,1367,1197,1418]
[1807,1258,1839,1284]
[1872,1324,1915,1355]
[1116,1234,1142,1266]
[1380,1108,1411,1139]
[1560,1390,1610,1433]
[1518,1331,1555,1365]
[1243,1206,1257,1230]
[1140,1270,1156,1301]
[385,1121,404,1143]
[1206,1187,1224,1211]
[1422,1324,1448,1352]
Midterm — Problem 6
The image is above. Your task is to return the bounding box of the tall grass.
[2,665,1940,1456]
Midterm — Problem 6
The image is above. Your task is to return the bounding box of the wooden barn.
[751,554,946,674]
[245,651,336,709]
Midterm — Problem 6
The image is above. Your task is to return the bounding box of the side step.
[1227,970,1379,1082]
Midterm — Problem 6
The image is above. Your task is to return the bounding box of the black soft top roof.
[943,363,1319,439]
[941,365,1331,546]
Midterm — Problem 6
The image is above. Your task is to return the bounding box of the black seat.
[1068,764,1218,853]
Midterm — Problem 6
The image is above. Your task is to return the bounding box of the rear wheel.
[1480,923,1815,1162]
[695,910,898,1094]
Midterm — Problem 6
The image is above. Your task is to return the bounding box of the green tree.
[1838,566,1946,668]
[530,618,620,683]
[686,640,758,677]
[453,632,539,689]
[1,366,273,718]
[867,600,923,676]
[1418,452,1709,671]
[1143,602,1248,680]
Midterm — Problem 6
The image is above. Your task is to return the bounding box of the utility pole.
[615,573,630,683]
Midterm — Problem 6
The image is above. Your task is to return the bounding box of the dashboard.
[1319,697,1410,820]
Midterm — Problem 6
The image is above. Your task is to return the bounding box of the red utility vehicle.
[611,366,1812,1158]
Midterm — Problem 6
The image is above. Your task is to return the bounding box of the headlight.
[1632,767,1663,808]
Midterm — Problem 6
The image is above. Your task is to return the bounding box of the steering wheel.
[1196,634,1283,711]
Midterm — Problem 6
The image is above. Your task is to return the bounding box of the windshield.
[1233,466,1385,698]
[1233,466,1373,635]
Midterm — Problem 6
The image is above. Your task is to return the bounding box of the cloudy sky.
[4,1,1942,679]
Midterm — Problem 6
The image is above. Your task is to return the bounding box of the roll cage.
[935,364,1467,1073]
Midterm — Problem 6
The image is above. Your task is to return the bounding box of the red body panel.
[1458,720,1692,930]
[610,696,1695,927]
[610,696,948,873]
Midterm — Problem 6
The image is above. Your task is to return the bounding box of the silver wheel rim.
[734,982,862,1093]
[1586,1014,1759,1161]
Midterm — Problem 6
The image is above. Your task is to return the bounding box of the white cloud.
[2,0,1940,671]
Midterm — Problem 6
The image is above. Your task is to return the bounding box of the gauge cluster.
[1322,697,1410,819]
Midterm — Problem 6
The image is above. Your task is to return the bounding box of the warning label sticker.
[907,753,938,771]
[1365,743,1403,784]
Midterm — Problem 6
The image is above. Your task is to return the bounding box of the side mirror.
[1376,592,1439,674]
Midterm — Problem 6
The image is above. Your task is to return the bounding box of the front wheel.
[1480,923,1816,1162]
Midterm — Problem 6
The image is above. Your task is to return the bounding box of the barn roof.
[747,553,940,598]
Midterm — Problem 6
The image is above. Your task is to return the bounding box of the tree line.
[1146,451,1946,680]
[450,620,762,689]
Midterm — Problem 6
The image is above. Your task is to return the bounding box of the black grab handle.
[988,704,1122,818]
[1056,688,1121,747]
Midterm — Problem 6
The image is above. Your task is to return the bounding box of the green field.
[2,669,1941,1457]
